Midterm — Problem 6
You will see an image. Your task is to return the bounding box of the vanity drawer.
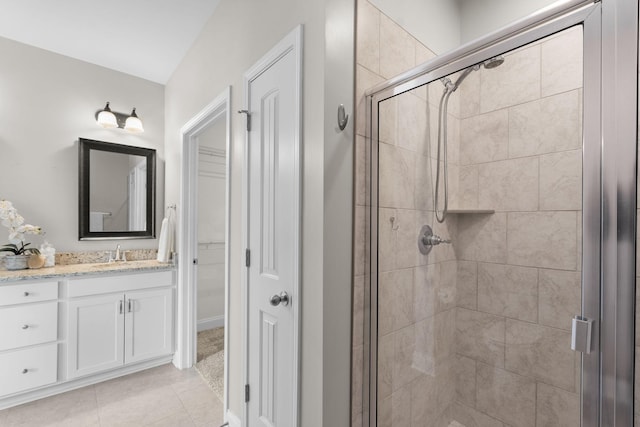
[68,271,173,297]
[0,343,57,397]
[0,281,58,307]
[0,301,58,351]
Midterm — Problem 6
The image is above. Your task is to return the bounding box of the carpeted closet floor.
[195,327,225,403]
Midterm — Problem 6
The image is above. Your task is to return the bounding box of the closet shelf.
[446,209,495,214]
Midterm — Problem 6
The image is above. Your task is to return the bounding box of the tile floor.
[0,363,224,427]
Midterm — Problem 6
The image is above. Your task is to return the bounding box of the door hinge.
[238,109,251,131]
[571,315,593,354]
[245,249,251,267]
[245,384,250,402]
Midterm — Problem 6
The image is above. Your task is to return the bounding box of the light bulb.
[125,108,144,133]
[96,102,118,128]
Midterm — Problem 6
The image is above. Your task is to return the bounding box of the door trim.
[176,87,232,416]
[242,25,303,426]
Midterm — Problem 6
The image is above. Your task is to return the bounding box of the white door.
[245,26,301,427]
[124,288,174,364]
[68,294,124,378]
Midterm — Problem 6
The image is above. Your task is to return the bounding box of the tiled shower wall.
[353,2,589,426]
[353,1,461,425]
[450,27,583,427]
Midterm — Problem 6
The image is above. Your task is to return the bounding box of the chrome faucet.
[108,244,126,263]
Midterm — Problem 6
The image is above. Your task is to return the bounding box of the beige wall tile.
[538,269,580,331]
[455,355,476,407]
[539,149,582,211]
[415,155,435,211]
[393,325,421,391]
[456,213,507,264]
[379,96,398,145]
[478,263,538,322]
[541,26,583,97]
[410,374,437,426]
[507,211,577,270]
[457,260,478,310]
[536,383,580,427]
[460,109,509,165]
[378,332,393,400]
[478,157,539,212]
[509,90,582,158]
[505,319,576,392]
[458,165,479,209]
[398,93,427,153]
[379,14,415,79]
[414,45,435,101]
[480,46,541,113]
[356,65,384,137]
[452,402,504,427]
[356,0,380,74]
[414,264,438,322]
[379,143,416,209]
[456,308,506,367]
[379,268,414,335]
[379,385,411,427]
[378,208,397,272]
[395,209,418,269]
[458,69,481,119]
[438,260,458,312]
[476,364,536,427]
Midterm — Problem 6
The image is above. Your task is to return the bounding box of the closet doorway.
[177,87,231,418]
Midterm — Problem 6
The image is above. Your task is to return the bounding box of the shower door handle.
[571,316,593,354]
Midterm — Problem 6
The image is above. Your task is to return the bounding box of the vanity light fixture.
[95,102,144,133]
[96,102,118,128]
[124,108,144,133]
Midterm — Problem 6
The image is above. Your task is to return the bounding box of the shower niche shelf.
[446,209,495,214]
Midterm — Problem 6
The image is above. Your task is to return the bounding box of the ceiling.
[0,0,221,84]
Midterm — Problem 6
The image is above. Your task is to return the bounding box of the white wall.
[459,0,560,43]
[164,0,330,422]
[0,36,164,252]
[370,0,461,54]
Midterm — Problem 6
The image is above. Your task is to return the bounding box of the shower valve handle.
[423,235,451,245]
[418,225,451,255]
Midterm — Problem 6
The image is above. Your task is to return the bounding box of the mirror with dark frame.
[79,138,156,240]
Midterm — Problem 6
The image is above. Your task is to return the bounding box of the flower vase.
[4,254,29,270]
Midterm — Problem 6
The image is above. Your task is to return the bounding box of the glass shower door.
[367,21,594,427]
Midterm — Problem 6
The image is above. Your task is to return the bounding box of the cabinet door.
[68,294,124,378]
[124,288,173,364]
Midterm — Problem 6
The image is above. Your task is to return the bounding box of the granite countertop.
[0,260,175,283]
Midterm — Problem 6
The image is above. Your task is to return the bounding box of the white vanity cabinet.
[66,271,174,379]
[0,281,59,397]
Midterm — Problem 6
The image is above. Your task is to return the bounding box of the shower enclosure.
[360,1,637,426]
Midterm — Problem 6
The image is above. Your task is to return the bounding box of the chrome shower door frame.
[363,0,638,425]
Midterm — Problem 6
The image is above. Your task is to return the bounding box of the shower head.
[482,55,504,69]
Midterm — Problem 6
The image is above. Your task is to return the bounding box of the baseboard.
[226,410,241,427]
[0,356,173,410]
[197,315,224,331]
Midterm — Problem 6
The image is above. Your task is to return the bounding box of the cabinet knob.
[24,291,30,297]
[21,324,29,330]
[22,369,28,374]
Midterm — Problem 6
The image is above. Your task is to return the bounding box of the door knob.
[270,291,290,307]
